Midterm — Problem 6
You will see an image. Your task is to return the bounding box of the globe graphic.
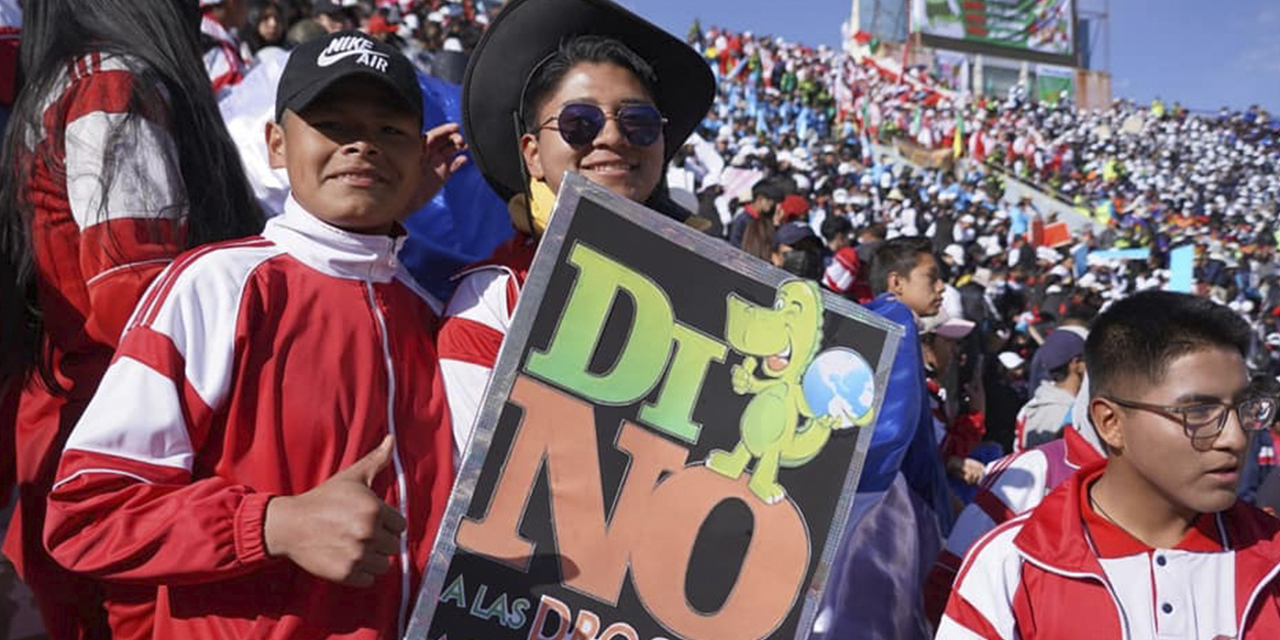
[802,347,876,427]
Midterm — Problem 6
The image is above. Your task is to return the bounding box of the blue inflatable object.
[399,73,514,301]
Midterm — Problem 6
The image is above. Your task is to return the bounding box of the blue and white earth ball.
[802,347,876,427]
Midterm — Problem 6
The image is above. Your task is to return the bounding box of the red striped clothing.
[44,197,455,640]
[924,427,1102,626]
[436,234,536,457]
[7,51,185,640]
[937,461,1280,640]
[821,246,873,302]
[201,14,246,97]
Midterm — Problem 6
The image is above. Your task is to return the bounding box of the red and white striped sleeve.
[822,247,858,294]
[202,42,244,97]
[436,269,515,459]
[44,240,283,585]
[924,448,1049,625]
[935,516,1029,640]
[61,55,186,346]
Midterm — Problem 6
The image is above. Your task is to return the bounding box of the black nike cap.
[275,30,422,124]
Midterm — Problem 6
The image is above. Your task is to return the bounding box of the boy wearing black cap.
[44,31,465,640]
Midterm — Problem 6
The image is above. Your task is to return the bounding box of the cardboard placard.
[407,173,902,640]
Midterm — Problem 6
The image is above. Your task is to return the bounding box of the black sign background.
[412,178,900,640]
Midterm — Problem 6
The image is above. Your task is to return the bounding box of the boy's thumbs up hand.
[263,436,407,587]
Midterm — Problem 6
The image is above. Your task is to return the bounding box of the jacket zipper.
[365,279,413,638]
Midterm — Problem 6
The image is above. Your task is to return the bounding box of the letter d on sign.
[526,244,674,405]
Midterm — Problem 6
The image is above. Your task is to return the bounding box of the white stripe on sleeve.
[65,111,184,230]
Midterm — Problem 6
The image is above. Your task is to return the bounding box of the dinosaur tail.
[779,418,833,468]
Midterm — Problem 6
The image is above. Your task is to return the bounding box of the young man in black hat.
[435,0,714,456]
[45,31,466,640]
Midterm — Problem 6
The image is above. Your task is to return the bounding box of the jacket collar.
[263,194,407,283]
[1016,459,1280,622]
[1062,424,1105,470]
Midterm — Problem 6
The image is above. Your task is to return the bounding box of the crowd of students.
[2,1,1280,639]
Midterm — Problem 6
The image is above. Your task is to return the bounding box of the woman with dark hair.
[0,0,262,637]
[436,0,715,456]
[241,0,289,58]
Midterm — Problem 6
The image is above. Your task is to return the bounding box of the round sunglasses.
[535,103,667,149]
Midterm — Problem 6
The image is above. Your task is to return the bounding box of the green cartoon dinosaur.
[706,280,846,504]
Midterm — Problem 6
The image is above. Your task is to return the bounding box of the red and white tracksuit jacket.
[938,461,1280,640]
[924,427,1103,625]
[200,14,246,97]
[9,52,186,640]
[436,233,536,457]
[44,196,456,640]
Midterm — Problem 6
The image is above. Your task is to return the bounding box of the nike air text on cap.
[275,30,423,123]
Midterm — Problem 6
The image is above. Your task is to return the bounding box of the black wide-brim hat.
[462,0,715,202]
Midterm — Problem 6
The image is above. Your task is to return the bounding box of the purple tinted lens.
[617,105,664,147]
[556,104,605,147]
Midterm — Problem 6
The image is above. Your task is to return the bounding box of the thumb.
[338,435,395,487]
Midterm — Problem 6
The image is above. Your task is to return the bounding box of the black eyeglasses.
[1105,394,1278,439]
[535,103,667,149]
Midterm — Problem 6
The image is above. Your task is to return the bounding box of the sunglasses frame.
[535,103,668,149]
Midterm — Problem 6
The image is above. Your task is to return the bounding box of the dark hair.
[820,215,852,243]
[870,236,934,295]
[287,17,327,48]
[740,216,775,262]
[781,248,822,280]
[520,35,658,131]
[1062,299,1098,325]
[1085,291,1252,399]
[751,180,780,202]
[860,223,887,241]
[1048,359,1078,383]
[242,0,289,55]
[0,0,264,389]
[1251,374,1280,399]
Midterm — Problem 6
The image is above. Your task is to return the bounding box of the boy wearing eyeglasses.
[938,290,1280,640]
[436,0,714,456]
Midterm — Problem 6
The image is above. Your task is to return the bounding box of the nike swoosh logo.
[316,48,389,68]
